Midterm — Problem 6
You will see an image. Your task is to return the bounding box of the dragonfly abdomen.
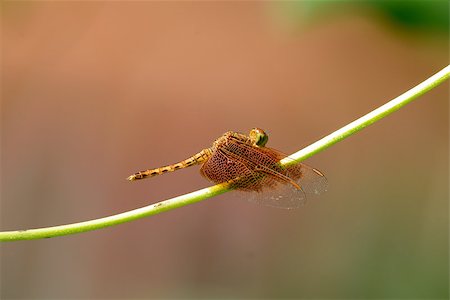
[127,148,212,181]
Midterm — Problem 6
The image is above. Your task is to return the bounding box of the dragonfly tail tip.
[126,175,136,181]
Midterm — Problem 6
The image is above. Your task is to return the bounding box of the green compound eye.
[249,128,269,147]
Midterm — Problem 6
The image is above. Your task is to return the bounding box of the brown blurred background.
[1,1,448,299]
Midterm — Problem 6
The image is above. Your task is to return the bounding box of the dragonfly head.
[249,128,269,147]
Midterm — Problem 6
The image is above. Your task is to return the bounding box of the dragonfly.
[127,128,328,208]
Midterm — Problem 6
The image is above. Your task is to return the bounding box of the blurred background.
[1,1,448,299]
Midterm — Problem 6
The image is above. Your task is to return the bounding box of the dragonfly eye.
[250,128,269,147]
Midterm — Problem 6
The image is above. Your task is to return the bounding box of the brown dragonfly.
[127,128,328,208]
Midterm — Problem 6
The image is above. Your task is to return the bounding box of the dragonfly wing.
[293,162,329,197]
[200,148,257,186]
[235,146,328,208]
[201,139,328,209]
[269,149,329,198]
[243,183,307,209]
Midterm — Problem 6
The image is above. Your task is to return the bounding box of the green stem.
[1,65,448,242]
[282,65,450,165]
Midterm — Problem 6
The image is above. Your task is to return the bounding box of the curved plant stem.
[1,65,448,242]
[282,65,450,165]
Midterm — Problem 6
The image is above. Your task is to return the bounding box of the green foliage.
[274,1,449,34]
[371,0,449,33]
